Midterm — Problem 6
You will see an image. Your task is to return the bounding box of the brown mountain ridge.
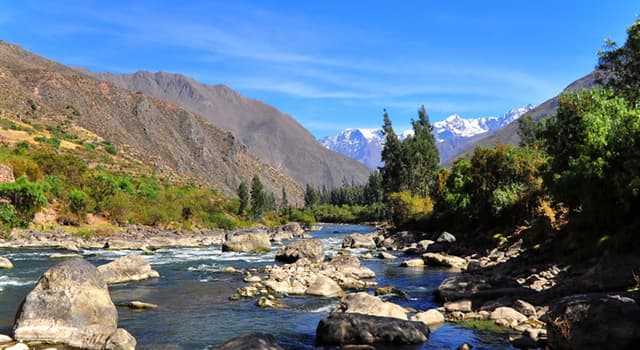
[0,40,302,200]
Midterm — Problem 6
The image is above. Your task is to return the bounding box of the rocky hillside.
[84,70,372,188]
[447,72,597,165]
[0,41,302,199]
[321,106,534,168]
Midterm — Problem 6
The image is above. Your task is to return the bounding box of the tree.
[403,105,440,196]
[249,175,266,220]
[237,180,248,215]
[380,109,404,196]
[280,186,289,212]
[304,184,319,208]
[517,114,540,147]
[597,19,640,105]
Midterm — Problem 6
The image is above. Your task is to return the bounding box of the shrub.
[208,213,237,230]
[0,176,47,223]
[7,157,43,181]
[68,188,91,219]
[388,191,433,228]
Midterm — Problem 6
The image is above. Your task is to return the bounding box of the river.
[0,224,514,349]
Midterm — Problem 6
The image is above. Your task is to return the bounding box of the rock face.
[97,255,160,284]
[13,259,136,350]
[305,275,344,297]
[335,292,408,320]
[275,239,324,263]
[316,313,429,345]
[547,293,640,350]
[222,230,271,253]
[0,256,14,269]
[215,332,283,350]
[342,233,377,249]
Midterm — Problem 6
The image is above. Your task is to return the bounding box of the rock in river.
[275,239,324,263]
[222,230,271,253]
[215,332,283,350]
[316,313,429,345]
[13,258,136,350]
[97,254,160,284]
[305,275,344,297]
[0,256,14,269]
[342,233,377,249]
[334,292,408,320]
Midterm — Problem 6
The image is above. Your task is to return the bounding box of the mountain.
[320,105,534,168]
[447,72,597,166]
[0,41,302,199]
[82,70,371,189]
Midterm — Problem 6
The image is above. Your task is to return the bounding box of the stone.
[13,259,136,350]
[422,252,467,270]
[0,334,13,343]
[0,256,14,269]
[244,275,262,283]
[335,292,408,320]
[411,309,445,327]
[0,164,15,183]
[401,258,424,267]
[305,275,343,297]
[436,231,456,243]
[5,343,29,350]
[466,260,482,272]
[489,307,527,325]
[277,222,304,237]
[378,252,397,260]
[547,293,640,350]
[121,301,157,309]
[49,253,83,259]
[316,313,429,345]
[215,332,283,350]
[374,285,408,299]
[97,255,160,284]
[257,297,285,308]
[509,335,537,349]
[444,299,472,313]
[342,233,377,249]
[457,343,473,350]
[222,230,271,253]
[513,299,537,317]
[328,254,361,268]
[275,239,324,263]
[221,266,240,273]
[417,240,434,250]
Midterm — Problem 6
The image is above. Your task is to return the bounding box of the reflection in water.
[0,224,513,349]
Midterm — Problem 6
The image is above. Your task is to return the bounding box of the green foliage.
[0,202,21,230]
[34,136,61,148]
[103,142,117,155]
[0,176,47,224]
[304,184,320,207]
[68,188,91,219]
[380,109,404,195]
[249,175,266,220]
[237,180,248,215]
[388,191,433,228]
[402,105,440,196]
[597,19,640,105]
[207,213,237,230]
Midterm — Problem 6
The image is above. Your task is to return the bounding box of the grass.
[452,319,515,335]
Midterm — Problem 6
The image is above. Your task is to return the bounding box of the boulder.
[422,252,467,270]
[0,256,14,269]
[97,255,160,284]
[401,259,424,267]
[374,286,409,299]
[328,254,361,268]
[277,222,304,237]
[342,234,377,249]
[305,275,344,297]
[547,293,640,350]
[411,309,445,327]
[215,332,283,350]
[444,299,472,313]
[316,313,429,345]
[275,239,324,263]
[222,230,271,253]
[513,299,537,317]
[378,252,397,260]
[13,259,136,350]
[436,232,456,243]
[335,292,408,320]
[5,343,28,350]
[417,240,434,250]
[489,307,527,325]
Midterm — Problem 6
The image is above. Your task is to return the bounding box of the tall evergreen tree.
[249,175,266,219]
[403,105,440,196]
[237,180,248,215]
[597,19,640,105]
[304,184,319,207]
[380,109,404,197]
[280,186,288,211]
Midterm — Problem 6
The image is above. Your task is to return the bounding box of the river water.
[0,224,514,349]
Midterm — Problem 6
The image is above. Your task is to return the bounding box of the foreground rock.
[13,259,136,350]
[316,313,429,345]
[334,292,408,320]
[0,256,13,269]
[547,293,640,350]
[275,239,324,263]
[222,230,271,253]
[215,332,283,350]
[97,255,160,284]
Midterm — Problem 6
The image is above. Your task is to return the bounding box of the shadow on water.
[0,224,514,349]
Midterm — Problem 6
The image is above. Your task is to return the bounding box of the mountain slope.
[321,105,533,168]
[447,72,597,165]
[0,41,302,199]
[83,70,372,188]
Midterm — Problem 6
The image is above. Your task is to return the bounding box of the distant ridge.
[84,70,372,188]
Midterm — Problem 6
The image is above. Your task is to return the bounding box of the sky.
[0,1,638,137]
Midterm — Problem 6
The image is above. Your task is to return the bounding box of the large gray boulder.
[547,293,640,350]
[215,332,283,350]
[342,233,377,249]
[275,239,324,263]
[334,292,408,320]
[223,230,271,253]
[316,313,429,345]
[97,255,160,284]
[305,275,344,297]
[13,259,136,350]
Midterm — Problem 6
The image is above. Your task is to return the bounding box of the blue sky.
[0,1,637,137]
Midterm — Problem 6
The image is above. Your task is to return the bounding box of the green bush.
[68,188,91,218]
[0,176,47,223]
[34,136,61,148]
[207,213,237,230]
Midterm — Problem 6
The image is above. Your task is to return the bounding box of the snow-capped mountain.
[320,104,535,168]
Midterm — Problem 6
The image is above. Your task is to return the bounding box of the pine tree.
[280,186,288,211]
[304,184,319,208]
[380,109,404,197]
[237,180,248,215]
[404,105,440,196]
[249,175,266,220]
